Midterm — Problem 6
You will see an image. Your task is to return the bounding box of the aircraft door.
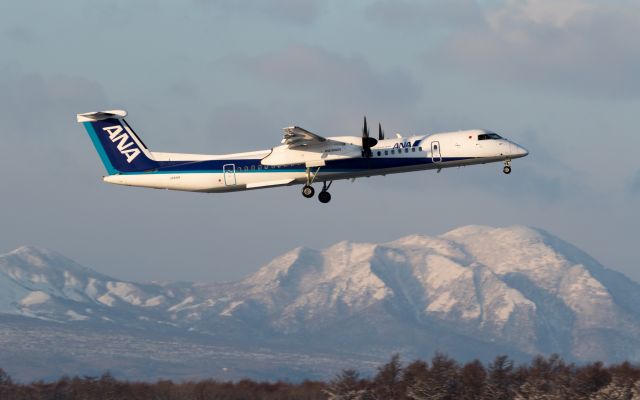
[431,141,442,163]
[223,164,236,186]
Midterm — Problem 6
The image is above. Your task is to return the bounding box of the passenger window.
[405,148,409,153]
[384,150,388,155]
[251,165,255,170]
[377,151,381,156]
[419,147,423,151]
[391,150,395,154]
[412,148,416,152]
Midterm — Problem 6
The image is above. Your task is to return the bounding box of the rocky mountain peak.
[1,225,639,367]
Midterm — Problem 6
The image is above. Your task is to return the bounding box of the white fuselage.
[102,129,528,193]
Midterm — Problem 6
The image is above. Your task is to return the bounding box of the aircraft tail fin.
[77,110,159,174]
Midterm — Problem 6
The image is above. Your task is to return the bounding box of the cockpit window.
[478,132,503,140]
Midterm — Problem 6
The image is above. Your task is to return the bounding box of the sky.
[1,0,639,283]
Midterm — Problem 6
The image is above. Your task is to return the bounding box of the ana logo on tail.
[103,125,141,163]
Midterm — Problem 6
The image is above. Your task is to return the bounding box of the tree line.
[1,353,640,399]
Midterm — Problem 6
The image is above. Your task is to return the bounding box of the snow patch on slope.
[19,291,51,306]
[1,225,640,363]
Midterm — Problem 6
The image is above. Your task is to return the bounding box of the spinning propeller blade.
[361,116,377,158]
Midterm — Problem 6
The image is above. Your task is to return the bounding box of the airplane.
[77,110,528,203]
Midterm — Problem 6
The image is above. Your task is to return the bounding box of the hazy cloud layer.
[3,26,38,44]
[631,170,640,196]
[0,0,638,284]
[365,0,481,30]
[420,0,640,98]
[0,73,107,142]
[234,44,422,118]
[196,0,327,24]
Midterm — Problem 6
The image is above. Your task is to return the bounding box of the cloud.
[196,0,326,24]
[0,73,108,142]
[233,44,422,118]
[3,26,38,44]
[420,0,640,98]
[167,80,200,99]
[207,103,278,150]
[365,0,481,30]
[488,0,596,29]
[449,152,585,203]
[630,170,640,196]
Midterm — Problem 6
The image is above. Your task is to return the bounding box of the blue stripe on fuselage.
[113,156,474,175]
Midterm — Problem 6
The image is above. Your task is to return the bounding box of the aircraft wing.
[282,126,327,148]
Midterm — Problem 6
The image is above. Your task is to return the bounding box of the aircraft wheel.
[503,165,512,175]
[318,191,331,203]
[302,185,315,198]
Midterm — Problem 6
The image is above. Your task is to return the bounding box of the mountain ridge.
[1,225,639,381]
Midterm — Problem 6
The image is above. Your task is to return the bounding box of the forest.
[1,353,639,399]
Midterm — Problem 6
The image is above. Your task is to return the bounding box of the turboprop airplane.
[77,110,528,203]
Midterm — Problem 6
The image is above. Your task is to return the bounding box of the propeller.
[378,123,384,140]
[362,116,378,158]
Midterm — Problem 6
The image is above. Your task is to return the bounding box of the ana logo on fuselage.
[103,125,141,163]
[393,142,412,149]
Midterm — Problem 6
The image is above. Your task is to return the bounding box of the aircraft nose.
[512,144,529,158]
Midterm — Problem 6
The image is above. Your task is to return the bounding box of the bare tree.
[484,355,515,400]
[407,353,460,400]
[325,369,366,400]
[573,361,612,398]
[370,354,404,400]
[460,360,486,400]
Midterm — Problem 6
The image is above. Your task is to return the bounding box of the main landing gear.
[302,185,315,198]
[302,166,320,199]
[503,160,512,175]
[301,181,333,203]
[318,181,332,203]
[301,165,333,203]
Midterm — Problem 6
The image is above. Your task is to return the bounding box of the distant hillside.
[1,225,639,381]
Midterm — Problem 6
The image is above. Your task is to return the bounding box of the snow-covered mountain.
[1,225,639,381]
[0,246,175,323]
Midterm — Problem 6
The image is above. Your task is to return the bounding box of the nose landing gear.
[503,160,512,175]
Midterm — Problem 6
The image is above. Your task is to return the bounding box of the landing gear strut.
[301,166,321,199]
[503,160,512,175]
[318,181,333,204]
